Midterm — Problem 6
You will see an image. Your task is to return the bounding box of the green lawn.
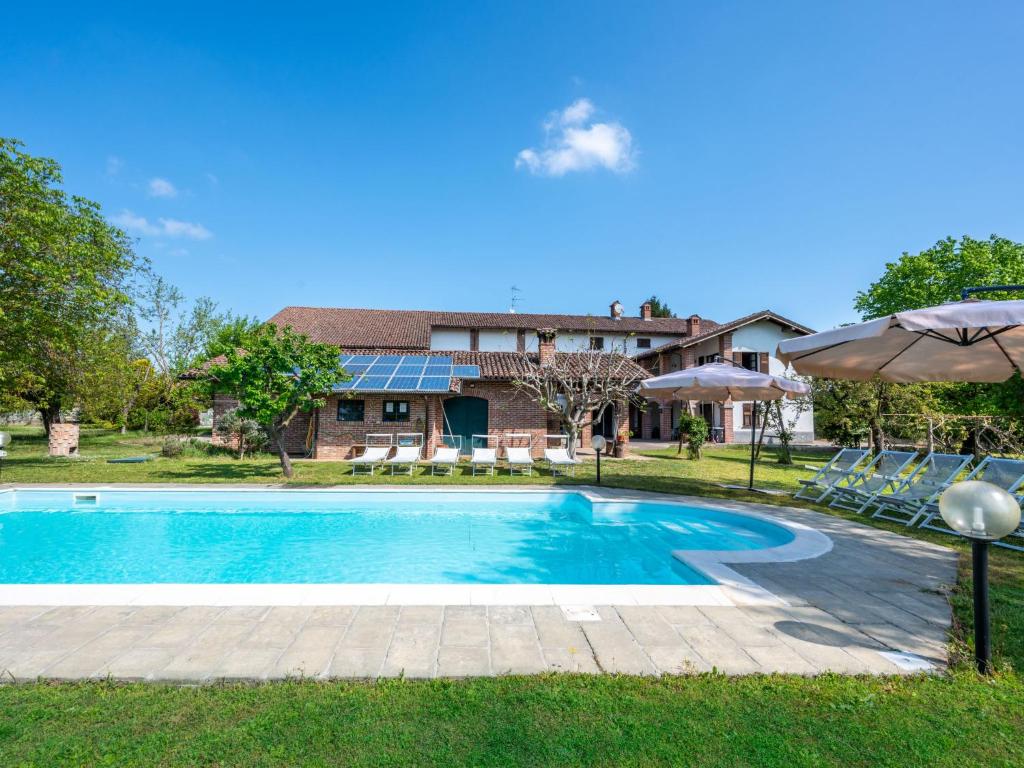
[2,426,1023,766]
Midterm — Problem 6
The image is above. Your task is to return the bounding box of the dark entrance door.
[592,404,616,439]
[443,396,488,455]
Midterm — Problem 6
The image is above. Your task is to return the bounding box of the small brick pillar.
[537,328,557,365]
[660,401,675,440]
[48,423,80,457]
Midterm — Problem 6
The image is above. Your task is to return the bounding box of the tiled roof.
[632,310,815,360]
[268,306,714,349]
[185,349,647,384]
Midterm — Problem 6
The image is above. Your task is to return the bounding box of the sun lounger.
[918,456,1024,550]
[794,448,870,502]
[346,445,391,475]
[828,450,919,514]
[385,445,422,475]
[871,452,974,524]
[544,448,581,477]
[506,447,534,476]
[426,447,460,475]
[471,447,497,475]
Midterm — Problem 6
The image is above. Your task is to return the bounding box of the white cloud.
[147,177,178,198]
[111,210,212,240]
[516,98,635,177]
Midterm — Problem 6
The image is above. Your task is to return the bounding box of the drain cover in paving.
[561,605,602,622]
[878,650,934,671]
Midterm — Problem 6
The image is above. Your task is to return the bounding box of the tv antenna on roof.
[509,285,522,314]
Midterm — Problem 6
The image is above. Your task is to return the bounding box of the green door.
[443,396,488,455]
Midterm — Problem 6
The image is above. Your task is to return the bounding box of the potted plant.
[614,427,629,458]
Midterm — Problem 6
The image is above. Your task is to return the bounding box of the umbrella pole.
[749,400,756,490]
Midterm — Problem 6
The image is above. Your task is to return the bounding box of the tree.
[214,408,268,459]
[644,295,675,318]
[208,324,346,477]
[0,138,141,432]
[854,235,1024,320]
[760,385,813,465]
[812,377,933,451]
[511,334,645,458]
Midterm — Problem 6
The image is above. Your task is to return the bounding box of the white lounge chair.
[506,447,534,476]
[827,450,919,514]
[919,456,1024,550]
[794,448,870,502]
[471,447,497,475]
[544,448,581,477]
[426,447,459,476]
[871,452,974,525]
[346,445,391,475]
[386,445,422,475]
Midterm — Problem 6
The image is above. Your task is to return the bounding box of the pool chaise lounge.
[470,447,497,475]
[544,448,581,477]
[794,448,870,502]
[346,446,391,475]
[506,447,534,476]
[386,445,423,475]
[828,450,919,514]
[426,447,459,475]
[870,452,974,524]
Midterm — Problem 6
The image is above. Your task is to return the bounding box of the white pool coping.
[0,485,832,607]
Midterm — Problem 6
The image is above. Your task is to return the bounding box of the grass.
[2,425,1023,766]
[1,674,1022,767]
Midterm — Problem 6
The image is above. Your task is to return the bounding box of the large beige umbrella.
[640,362,810,490]
[776,298,1024,382]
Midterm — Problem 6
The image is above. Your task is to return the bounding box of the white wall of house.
[430,328,471,351]
[477,329,518,352]
[731,321,815,443]
[555,331,677,355]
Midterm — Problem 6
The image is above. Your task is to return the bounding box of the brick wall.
[457,381,549,457]
[314,394,430,460]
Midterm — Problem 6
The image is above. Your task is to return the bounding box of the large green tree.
[643,295,675,318]
[208,324,346,477]
[852,234,1024,425]
[0,138,141,432]
[854,235,1024,319]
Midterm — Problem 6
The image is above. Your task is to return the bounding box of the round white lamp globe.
[591,435,607,453]
[939,480,1021,541]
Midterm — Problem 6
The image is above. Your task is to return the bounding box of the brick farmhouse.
[210,301,815,459]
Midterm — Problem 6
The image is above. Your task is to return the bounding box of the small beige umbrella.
[640,362,810,490]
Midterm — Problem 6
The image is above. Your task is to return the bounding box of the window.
[337,399,365,421]
[636,338,651,349]
[589,337,605,350]
[382,400,410,422]
[740,352,759,371]
[697,353,721,366]
[742,403,761,429]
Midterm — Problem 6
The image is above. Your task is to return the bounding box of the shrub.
[677,413,709,460]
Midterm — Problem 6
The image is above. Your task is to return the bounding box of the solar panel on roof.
[452,365,481,378]
[401,355,430,365]
[367,364,397,376]
[335,375,362,390]
[430,356,453,365]
[387,376,422,391]
[419,377,450,391]
[347,355,378,365]
[375,355,403,363]
[424,365,450,376]
[355,376,391,390]
[343,364,371,375]
[396,363,426,375]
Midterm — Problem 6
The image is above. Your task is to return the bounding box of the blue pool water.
[0,490,793,585]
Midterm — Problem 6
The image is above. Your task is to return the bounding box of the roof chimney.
[537,328,557,366]
[686,314,701,336]
[640,302,652,321]
[609,300,624,320]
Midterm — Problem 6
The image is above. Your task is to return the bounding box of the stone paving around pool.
[0,493,959,680]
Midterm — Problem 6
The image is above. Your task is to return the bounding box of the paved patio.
[0,496,959,681]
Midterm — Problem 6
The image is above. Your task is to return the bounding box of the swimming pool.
[0,489,796,586]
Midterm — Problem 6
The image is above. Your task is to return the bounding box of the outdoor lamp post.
[591,435,606,485]
[939,480,1022,674]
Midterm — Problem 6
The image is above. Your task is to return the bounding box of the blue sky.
[4,1,1023,330]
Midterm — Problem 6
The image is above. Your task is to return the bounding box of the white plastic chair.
[506,447,534,476]
[346,446,391,475]
[386,445,422,475]
[544,448,581,477]
[426,447,459,475]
